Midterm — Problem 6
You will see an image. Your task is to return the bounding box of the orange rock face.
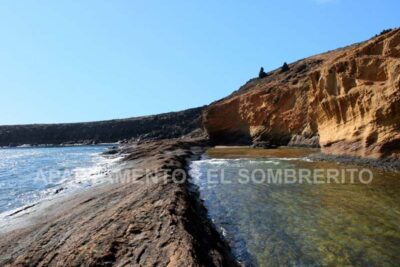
[203,29,400,159]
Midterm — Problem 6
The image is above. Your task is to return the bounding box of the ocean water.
[189,148,400,267]
[0,145,118,216]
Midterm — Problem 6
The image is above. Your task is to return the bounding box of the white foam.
[191,158,282,166]
[0,149,123,225]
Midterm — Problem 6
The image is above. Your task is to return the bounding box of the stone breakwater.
[0,138,237,267]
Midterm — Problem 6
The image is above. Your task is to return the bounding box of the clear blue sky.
[0,0,398,125]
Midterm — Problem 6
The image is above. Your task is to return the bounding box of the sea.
[190,147,400,266]
[0,145,119,217]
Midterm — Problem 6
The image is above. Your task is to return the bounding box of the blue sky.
[0,0,398,125]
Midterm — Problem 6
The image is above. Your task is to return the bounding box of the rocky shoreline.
[308,152,400,172]
[1,139,399,266]
[0,138,238,266]
[2,137,399,266]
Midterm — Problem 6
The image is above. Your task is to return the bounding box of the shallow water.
[189,147,400,267]
[0,145,114,215]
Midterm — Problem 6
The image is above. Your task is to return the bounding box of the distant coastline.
[0,142,118,149]
[0,107,204,147]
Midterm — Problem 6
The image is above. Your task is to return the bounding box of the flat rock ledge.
[0,138,238,267]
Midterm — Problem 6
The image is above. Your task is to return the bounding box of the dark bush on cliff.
[258,67,267,78]
[380,29,393,35]
[281,62,290,72]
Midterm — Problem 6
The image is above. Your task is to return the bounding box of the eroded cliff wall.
[204,29,400,159]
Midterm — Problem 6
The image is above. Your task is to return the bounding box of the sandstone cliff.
[203,29,400,159]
